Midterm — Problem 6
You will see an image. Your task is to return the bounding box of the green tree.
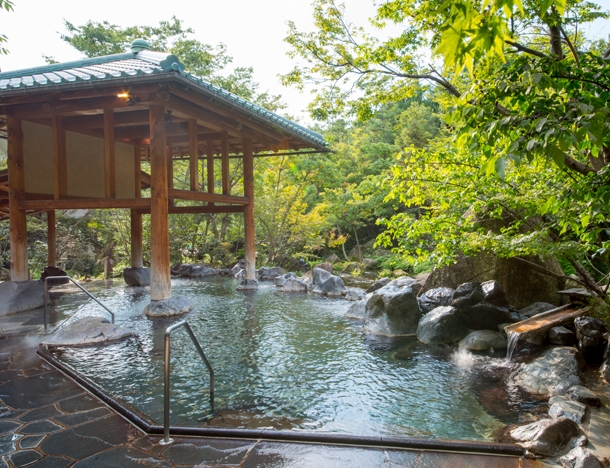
[0,0,14,55]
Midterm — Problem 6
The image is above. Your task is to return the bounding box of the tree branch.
[513,256,584,285]
[559,25,580,66]
[505,39,547,58]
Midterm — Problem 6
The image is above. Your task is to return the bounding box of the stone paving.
[0,308,543,467]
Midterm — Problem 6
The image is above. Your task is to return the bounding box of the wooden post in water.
[149,105,171,300]
[242,137,256,281]
[47,211,56,267]
[131,145,144,268]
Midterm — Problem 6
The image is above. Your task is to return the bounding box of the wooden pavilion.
[0,39,328,300]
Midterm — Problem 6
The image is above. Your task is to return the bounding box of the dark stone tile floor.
[0,313,544,467]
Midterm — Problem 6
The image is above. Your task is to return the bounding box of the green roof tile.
[0,43,328,149]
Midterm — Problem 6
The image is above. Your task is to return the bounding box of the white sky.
[2,0,610,125]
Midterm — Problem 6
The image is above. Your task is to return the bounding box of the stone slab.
[41,317,132,348]
[143,296,193,317]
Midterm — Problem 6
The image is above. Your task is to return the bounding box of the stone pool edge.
[36,348,525,457]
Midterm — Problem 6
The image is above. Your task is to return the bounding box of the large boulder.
[422,254,564,308]
[362,277,422,335]
[451,281,513,330]
[313,275,346,297]
[416,306,469,344]
[325,254,340,264]
[230,260,245,277]
[602,342,610,385]
[510,417,581,457]
[40,266,69,286]
[0,281,45,316]
[257,267,286,281]
[345,287,366,302]
[512,347,582,397]
[418,287,455,314]
[458,330,507,352]
[123,267,150,287]
[41,317,132,348]
[144,296,193,317]
[566,386,601,407]
[171,264,218,278]
[574,316,608,365]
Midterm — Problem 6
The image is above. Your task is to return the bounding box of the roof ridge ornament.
[130,39,151,53]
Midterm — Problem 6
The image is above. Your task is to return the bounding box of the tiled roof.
[0,42,328,150]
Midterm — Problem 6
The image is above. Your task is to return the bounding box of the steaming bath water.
[47,277,545,440]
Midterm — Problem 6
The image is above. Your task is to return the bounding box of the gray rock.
[236,279,259,291]
[548,396,587,423]
[325,254,340,264]
[366,277,391,294]
[274,276,287,287]
[346,299,367,320]
[313,276,346,296]
[362,277,422,336]
[459,330,508,352]
[0,281,45,316]
[513,347,582,397]
[257,267,286,281]
[41,317,132,348]
[519,302,556,318]
[171,264,218,278]
[549,326,576,346]
[315,262,333,274]
[345,287,366,302]
[510,417,581,457]
[574,316,608,365]
[566,386,601,407]
[418,287,455,313]
[144,296,193,317]
[416,306,469,344]
[559,446,603,468]
[234,268,245,279]
[312,268,332,286]
[123,267,150,287]
[281,278,308,292]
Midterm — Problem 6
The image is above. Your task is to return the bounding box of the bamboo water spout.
[504,304,589,361]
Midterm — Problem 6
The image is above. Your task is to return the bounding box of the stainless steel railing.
[43,276,115,334]
[161,320,214,444]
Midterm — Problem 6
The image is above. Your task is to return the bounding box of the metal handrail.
[43,276,115,334]
[162,320,214,444]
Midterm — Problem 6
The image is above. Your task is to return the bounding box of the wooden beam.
[18,198,150,211]
[104,109,116,198]
[134,145,142,198]
[168,188,248,205]
[166,144,174,207]
[221,131,230,195]
[207,140,215,205]
[52,114,67,199]
[243,137,256,281]
[189,119,199,191]
[47,210,56,267]
[7,114,28,281]
[135,205,245,215]
[149,104,171,300]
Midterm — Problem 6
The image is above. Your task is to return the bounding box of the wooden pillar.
[221,131,230,195]
[131,145,143,268]
[207,141,215,205]
[52,114,67,199]
[149,105,171,300]
[7,115,28,281]
[188,119,199,191]
[166,144,174,207]
[104,109,116,198]
[47,210,56,267]
[243,138,255,280]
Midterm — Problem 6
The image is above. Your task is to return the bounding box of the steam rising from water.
[451,347,475,370]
